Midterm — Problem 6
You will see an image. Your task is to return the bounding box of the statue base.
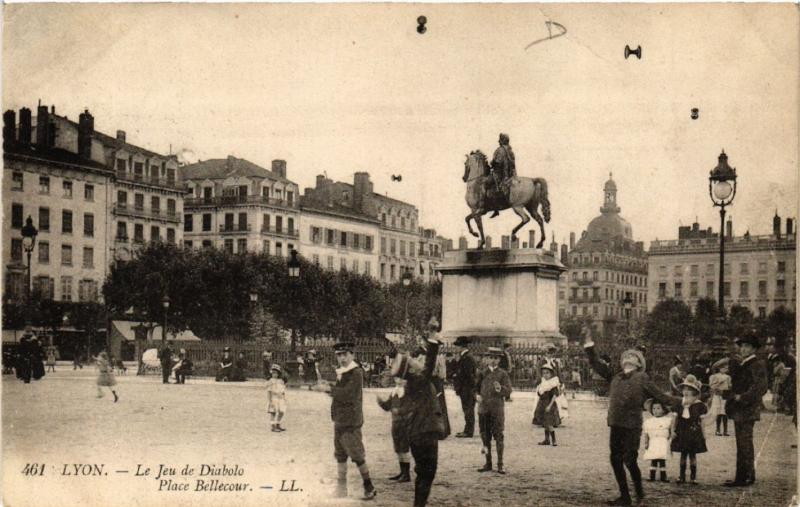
[438,248,567,348]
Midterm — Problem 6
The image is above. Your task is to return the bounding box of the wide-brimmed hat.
[454,336,471,348]
[735,332,761,349]
[643,398,670,415]
[262,351,272,357]
[620,349,646,372]
[540,359,556,373]
[679,374,702,393]
[223,346,231,352]
[333,341,355,353]
[271,364,282,374]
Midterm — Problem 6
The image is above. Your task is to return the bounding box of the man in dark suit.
[715,332,768,487]
[158,342,173,384]
[453,336,477,438]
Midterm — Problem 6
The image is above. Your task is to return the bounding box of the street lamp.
[622,293,633,336]
[709,150,737,315]
[401,269,413,343]
[287,249,301,352]
[161,295,170,345]
[21,216,38,329]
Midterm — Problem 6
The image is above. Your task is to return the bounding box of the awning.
[111,320,202,342]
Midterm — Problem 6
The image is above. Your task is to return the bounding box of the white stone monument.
[438,248,567,347]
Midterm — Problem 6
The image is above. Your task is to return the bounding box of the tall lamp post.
[402,269,413,344]
[287,249,301,352]
[708,150,737,316]
[249,289,259,341]
[21,216,38,329]
[161,296,170,346]
[622,294,633,337]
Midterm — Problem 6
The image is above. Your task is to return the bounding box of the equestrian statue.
[463,133,551,250]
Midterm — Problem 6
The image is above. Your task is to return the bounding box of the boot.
[690,465,698,485]
[362,480,376,501]
[397,462,411,483]
[676,463,686,484]
[538,431,551,445]
[112,391,119,403]
[477,441,492,473]
[660,469,668,482]
[496,441,505,474]
[388,463,404,481]
[550,431,557,447]
[334,481,347,498]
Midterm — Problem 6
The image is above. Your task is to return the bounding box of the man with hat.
[714,332,768,487]
[452,336,478,438]
[489,133,516,218]
[158,341,174,384]
[327,341,376,500]
[476,347,512,474]
[583,335,676,506]
[215,347,234,382]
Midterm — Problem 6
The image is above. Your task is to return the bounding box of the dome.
[603,174,617,192]
[586,213,633,241]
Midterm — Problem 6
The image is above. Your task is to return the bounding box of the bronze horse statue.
[463,150,550,249]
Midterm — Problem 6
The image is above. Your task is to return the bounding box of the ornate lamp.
[708,150,737,315]
[21,216,38,327]
[288,249,300,279]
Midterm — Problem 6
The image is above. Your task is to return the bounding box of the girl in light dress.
[708,364,732,436]
[95,351,119,403]
[642,399,673,482]
[266,364,287,432]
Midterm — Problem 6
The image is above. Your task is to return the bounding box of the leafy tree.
[643,299,693,345]
[725,304,755,338]
[692,297,720,343]
[759,306,796,350]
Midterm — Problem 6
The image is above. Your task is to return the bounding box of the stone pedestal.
[438,248,567,347]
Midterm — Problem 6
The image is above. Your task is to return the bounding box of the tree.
[644,299,693,345]
[725,304,755,338]
[692,297,720,344]
[759,306,796,350]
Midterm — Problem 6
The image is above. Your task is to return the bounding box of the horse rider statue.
[489,133,516,218]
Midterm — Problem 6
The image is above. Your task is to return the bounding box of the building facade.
[558,175,648,336]
[182,157,300,256]
[3,104,185,304]
[647,215,796,318]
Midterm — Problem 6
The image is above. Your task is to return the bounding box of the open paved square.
[3,368,796,507]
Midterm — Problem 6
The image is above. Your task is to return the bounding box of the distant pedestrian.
[669,356,686,396]
[709,364,732,436]
[266,365,287,432]
[453,336,477,438]
[532,359,561,446]
[95,351,119,403]
[159,342,173,384]
[46,347,56,373]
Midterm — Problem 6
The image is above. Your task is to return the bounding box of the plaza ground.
[2,366,796,507]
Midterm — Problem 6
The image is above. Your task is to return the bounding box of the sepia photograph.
[2,3,798,507]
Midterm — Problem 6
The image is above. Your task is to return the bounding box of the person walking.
[95,351,119,403]
[158,342,173,384]
[714,332,768,487]
[453,336,477,438]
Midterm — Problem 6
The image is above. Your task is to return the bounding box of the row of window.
[117,191,177,214]
[657,279,790,299]
[11,204,94,237]
[7,273,99,303]
[182,239,294,257]
[117,221,176,243]
[117,158,176,182]
[10,239,95,268]
[570,270,646,286]
[310,226,374,251]
[194,184,294,204]
[308,254,372,276]
[380,236,421,258]
[658,261,789,277]
[184,213,295,234]
[12,172,95,201]
[565,287,647,304]
[563,305,646,319]
[380,212,416,232]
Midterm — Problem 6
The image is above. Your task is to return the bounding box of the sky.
[4,3,798,247]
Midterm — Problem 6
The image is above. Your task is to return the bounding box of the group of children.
[641,362,732,485]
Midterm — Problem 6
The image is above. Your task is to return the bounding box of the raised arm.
[584,342,612,382]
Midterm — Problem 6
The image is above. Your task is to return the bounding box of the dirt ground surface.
[3,368,797,507]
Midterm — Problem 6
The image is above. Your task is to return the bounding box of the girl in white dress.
[642,399,673,482]
[266,364,287,432]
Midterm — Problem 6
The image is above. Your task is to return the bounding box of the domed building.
[558,174,648,341]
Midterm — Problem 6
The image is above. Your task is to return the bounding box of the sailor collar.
[741,354,757,365]
[336,361,359,377]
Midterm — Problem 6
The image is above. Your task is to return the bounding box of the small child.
[642,399,673,482]
[376,377,412,482]
[266,364,287,432]
[46,348,56,372]
[95,351,119,403]
[670,374,708,485]
[709,364,732,436]
[532,360,561,446]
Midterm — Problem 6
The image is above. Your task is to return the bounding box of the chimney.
[36,104,49,146]
[500,235,509,249]
[726,217,733,239]
[787,218,794,237]
[550,238,558,253]
[511,237,520,249]
[522,242,528,248]
[18,108,32,145]
[272,159,287,179]
[458,236,468,250]
[316,175,326,188]
[773,211,781,238]
[353,172,373,212]
[485,236,493,249]
[569,232,575,250]
[529,230,536,249]
[3,110,16,147]
[78,109,94,159]
[116,130,126,143]
[560,244,568,264]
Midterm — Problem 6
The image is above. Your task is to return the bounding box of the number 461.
[22,463,45,476]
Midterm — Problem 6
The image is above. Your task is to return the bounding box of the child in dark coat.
[377,377,412,482]
[671,374,708,484]
[532,359,561,446]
